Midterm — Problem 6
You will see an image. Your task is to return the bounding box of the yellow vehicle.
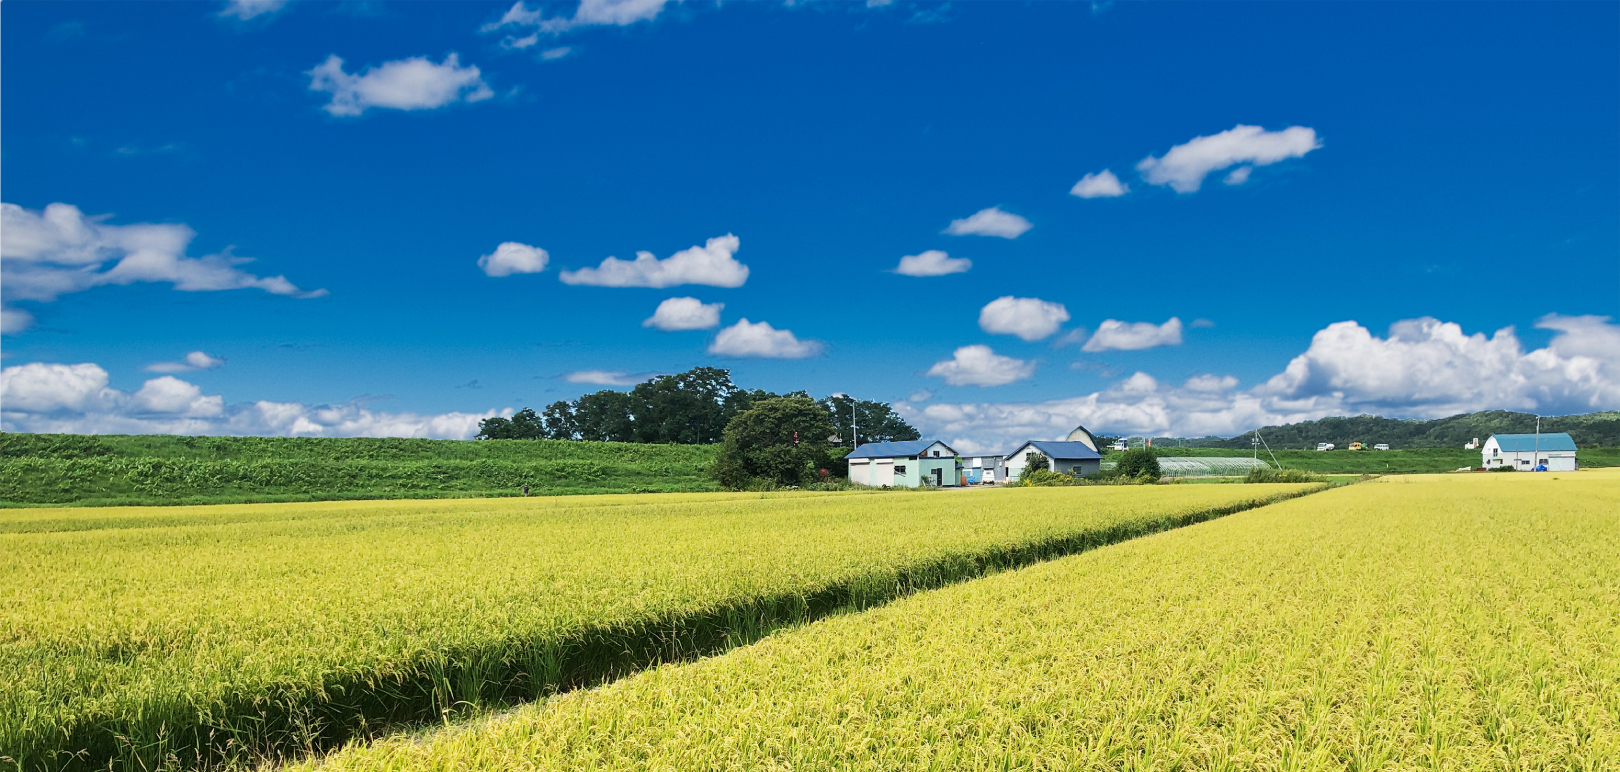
[1348,442,1364,451]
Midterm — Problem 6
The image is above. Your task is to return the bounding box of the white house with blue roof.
[1003,439,1103,481]
[1481,433,1577,471]
[846,440,960,487]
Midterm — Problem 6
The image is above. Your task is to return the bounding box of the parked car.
[1373,444,1390,451]
[1316,443,1335,451]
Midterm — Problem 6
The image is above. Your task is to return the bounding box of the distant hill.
[1163,410,1620,450]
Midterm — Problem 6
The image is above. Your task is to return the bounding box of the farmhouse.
[959,454,1005,484]
[1003,440,1103,482]
[1481,433,1577,471]
[846,440,960,487]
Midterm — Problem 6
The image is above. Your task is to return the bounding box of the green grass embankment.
[0,434,720,506]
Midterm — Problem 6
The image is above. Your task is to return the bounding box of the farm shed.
[846,440,960,487]
[1481,433,1577,471]
[1003,440,1102,482]
[959,454,1006,484]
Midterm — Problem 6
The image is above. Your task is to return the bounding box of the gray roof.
[846,440,956,459]
[1007,440,1103,461]
[1490,433,1577,452]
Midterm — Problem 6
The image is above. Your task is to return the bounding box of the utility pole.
[1534,414,1541,470]
[851,400,858,450]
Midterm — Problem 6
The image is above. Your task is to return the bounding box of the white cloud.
[1,202,324,333]
[560,234,748,288]
[131,376,224,417]
[1223,166,1252,186]
[478,242,550,277]
[1191,318,1216,329]
[145,351,227,374]
[1137,125,1321,193]
[1069,170,1128,198]
[979,296,1070,341]
[307,53,493,117]
[907,389,935,403]
[897,315,1620,452]
[943,207,1032,239]
[505,33,541,50]
[541,46,574,60]
[563,370,645,386]
[708,319,823,359]
[482,0,676,35]
[926,345,1036,387]
[1,362,506,439]
[643,296,722,331]
[0,362,115,413]
[894,250,971,277]
[218,0,287,20]
[1082,318,1184,352]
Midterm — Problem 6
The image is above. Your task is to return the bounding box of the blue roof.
[1490,433,1576,452]
[846,440,956,459]
[1009,440,1103,461]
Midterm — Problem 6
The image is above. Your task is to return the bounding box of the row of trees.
[476,367,919,448]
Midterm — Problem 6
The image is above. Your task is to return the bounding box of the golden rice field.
[0,484,1316,771]
[302,471,1620,772]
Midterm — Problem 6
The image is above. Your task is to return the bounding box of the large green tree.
[574,390,636,443]
[475,407,545,440]
[630,367,740,445]
[713,397,838,489]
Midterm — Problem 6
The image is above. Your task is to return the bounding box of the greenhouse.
[1102,457,1274,478]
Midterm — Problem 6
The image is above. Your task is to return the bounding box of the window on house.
[894,465,907,475]
[932,451,940,457]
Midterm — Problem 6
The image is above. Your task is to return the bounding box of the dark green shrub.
[1115,449,1162,482]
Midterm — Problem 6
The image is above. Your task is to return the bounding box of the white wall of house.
[1003,446,1051,482]
[1481,437,1576,471]
[848,458,871,485]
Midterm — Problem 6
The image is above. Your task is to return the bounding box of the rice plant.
[300,470,1620,771]
[0,484,1315,771]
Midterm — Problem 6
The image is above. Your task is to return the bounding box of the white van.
[1316,443,1335,451]
[1373,444,1390,451]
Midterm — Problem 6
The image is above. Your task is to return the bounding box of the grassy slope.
[0,434,720,506]
[308,471,1620,771]
[0,483,1319,771]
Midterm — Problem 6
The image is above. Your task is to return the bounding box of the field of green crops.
[0,483,1316,771]
[305,470,1620,772]
[0,434,721,506]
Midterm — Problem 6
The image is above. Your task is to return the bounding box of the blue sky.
[3,0,1617,451]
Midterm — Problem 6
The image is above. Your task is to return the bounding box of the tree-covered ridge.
[1159,410,1620,450]
[476,367,920,446]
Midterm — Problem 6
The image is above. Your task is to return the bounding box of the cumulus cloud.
[1,202,324,334]
[943,207,1032,239]
[1082,318,1184,352]
[897,315,1620,452]
[1137,125,1321,193]
[563,370,648,386]
[560,234,748,288]
[482,0,675,37]
[145,351,227,374]
[218,0,287,20]
[643,296,722,331]
[894,250,971,277]
[1,362,504,439]
[478,242,549,277]
[979,296,1070,341]
[307,53,493,117]
[1069,170,1128,198]
[926,345,1036,387]
[708,319,823,359]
